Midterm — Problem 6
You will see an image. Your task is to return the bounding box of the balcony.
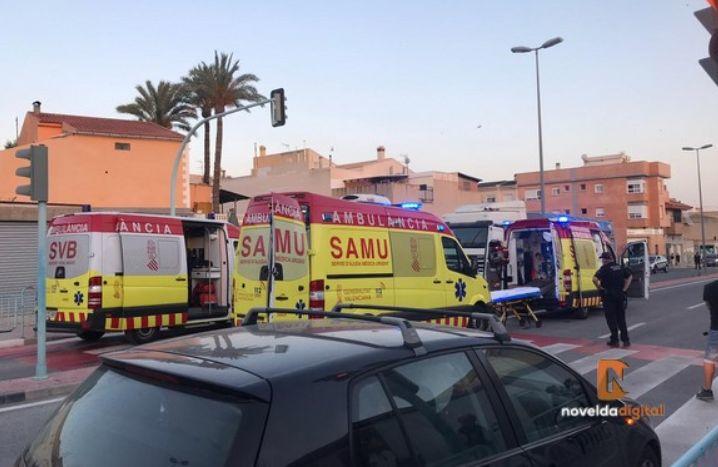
[665,223,686,236]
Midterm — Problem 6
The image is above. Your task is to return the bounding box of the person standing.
[697,280,718,401]
[676,253,681,267]
[593,252,633,348]
[695,251,702,270]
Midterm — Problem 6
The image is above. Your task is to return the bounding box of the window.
[564,185,571,192]
[419,185,434,203]
[381,353,507,464]
[525,189,541,200]
[628,204,648,219]
[594,184,604,194]
[551,187,561,196]
[351,376,413,466]
[462,181,472,191]
[485,195,497,203]
[483,348,591,443]
[595,208,605,218]
[114,142,131,151]
[627,179,645,194]
[419,184,428,191]
[452,226,489,249]
[442,237,471,274]
[47,234,90,279]
[672,209,682,223]
[390,232,437,277]
[581,208,587,215]
[579,183,586,191]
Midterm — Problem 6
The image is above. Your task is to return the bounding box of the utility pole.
[683,144,713,274]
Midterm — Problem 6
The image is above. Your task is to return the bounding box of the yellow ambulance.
[234,192,491,323]
[46,212,240,343]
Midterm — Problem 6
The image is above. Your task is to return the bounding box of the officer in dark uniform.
[593,252,633,348]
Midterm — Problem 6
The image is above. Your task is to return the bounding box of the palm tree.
[116,80,196,132]
[183,64,215,184]
[206,51,264,212]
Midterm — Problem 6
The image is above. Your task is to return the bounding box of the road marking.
[568,348,637,375]
[622,356,694,399]
[656,381,718,465]
[540,343,581,355]
[597,322,646,339]
[47,337,81,346]
[83,344,131,355]
[0,396,65,414]
[652,278,717,292]
[687,302,706,310]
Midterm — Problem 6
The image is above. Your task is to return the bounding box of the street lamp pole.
[512,37,563,217]
[683,144,712,275]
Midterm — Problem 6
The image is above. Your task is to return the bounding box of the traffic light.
[270,88,286,127]
[15,144,48,202]
[695,1,718,86]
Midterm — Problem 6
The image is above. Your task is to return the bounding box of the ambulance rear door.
[46,228,94,313]
[118,216,187,310]
[621,240,650,299]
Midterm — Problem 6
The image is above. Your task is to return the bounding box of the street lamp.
[682,143,713,274]
[512,36,564,216]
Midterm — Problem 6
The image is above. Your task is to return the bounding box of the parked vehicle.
[505,216,649,318]
[699,244,718,267]
[234,192,491,323]
[45,212,240,344]
[649,255,669,273]
[17,306,661,467]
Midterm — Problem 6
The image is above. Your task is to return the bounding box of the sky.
[2,0,717,208]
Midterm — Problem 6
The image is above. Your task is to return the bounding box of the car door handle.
[433,279,442,284]
[175,277,187,282]
[445,280,454,284]
[276,295,289,301]
[73,281,80,286]
[59,289,68,293]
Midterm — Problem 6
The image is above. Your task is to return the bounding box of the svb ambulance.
[46,212,239,343]
[234,192,491,323]
[504,216,649,318]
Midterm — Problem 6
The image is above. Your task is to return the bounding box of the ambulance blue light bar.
[557,216,569,223]
[396,202,422,211]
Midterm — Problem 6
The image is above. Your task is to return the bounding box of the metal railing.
[672,424,718,466]
[0,286,36,337]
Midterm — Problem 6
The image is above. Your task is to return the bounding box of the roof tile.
[35,112,184,141]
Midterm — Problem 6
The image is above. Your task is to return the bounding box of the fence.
[672,424,718,466]
[0,287,36,336]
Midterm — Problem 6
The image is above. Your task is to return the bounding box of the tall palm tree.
[206,51,264,212]
[116,80,196,132]
[183,64,215,184]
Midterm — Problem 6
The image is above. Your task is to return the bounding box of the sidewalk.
[0,366,96,405]
[650,270,718,290]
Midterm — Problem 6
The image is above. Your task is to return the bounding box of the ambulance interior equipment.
[184,223,230,319]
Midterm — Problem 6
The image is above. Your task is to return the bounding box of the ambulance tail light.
[562,269,573,292]
[309,279,325,316]
[88,276,102,310]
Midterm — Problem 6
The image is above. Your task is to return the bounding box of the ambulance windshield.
[452,226,489,249]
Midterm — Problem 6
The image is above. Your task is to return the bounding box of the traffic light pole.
[169,99,271,217]
[35,201,47,379]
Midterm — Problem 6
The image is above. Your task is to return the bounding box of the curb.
[0,366,96,407]
[0,382,77,406]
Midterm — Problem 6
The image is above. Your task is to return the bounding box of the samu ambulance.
[504,216,649,318]
[46,212,239,344]
[234,192,491,323]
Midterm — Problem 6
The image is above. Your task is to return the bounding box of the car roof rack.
[241,307,427,356]
[330,303,511,344]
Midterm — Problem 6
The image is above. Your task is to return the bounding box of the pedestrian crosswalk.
[531,339,710,465]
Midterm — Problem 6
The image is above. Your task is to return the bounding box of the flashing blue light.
[437,224,446,232]
[557,216,569,223]
[399,202,422,210]
[501,220,512,226]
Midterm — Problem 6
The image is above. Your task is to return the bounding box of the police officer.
[593,252,633,348]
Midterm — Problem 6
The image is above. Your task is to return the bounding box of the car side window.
[483,347,592,444]
[351,376,414,466]
[382,352,507,465]
[442,237,471,275]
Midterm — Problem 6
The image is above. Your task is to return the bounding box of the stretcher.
[489,286,543,328]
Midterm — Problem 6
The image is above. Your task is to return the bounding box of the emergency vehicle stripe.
[141,316,149,329]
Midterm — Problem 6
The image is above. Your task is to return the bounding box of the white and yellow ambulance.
[234,192,491,324]
[46,212,240,343]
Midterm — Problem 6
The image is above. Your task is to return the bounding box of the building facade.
[477,180,518,203]
[515,153,671,253]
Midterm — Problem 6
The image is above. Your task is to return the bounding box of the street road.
[0,269,715,465]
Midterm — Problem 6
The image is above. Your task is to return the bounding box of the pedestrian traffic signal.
[270,88,286,127]
[15,144,48,202]
[695,2,718,86]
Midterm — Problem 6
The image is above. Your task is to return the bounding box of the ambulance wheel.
[471,303,491,331]
[574,307,589,320]
[77,330,104,342]
[125,327,159,345]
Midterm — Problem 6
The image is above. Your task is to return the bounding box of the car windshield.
[23,366,268,467]
[452,226,489,248]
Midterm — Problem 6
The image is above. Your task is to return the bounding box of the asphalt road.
[0,398,62,467]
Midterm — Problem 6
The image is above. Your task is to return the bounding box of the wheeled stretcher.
[489,287,543,328]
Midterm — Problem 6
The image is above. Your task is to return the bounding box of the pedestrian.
[696,280,718,401]
[676,253,681,266]
[670,253,675,266]
[695,251,702,270]
[593,252,633,348]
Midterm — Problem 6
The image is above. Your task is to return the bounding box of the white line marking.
[622,356,694,399]
[652,278,716,292]
[0,396,65,414]
[568,348,637,375]
[597,322,645,339]
[687,302,706,310]
[540,343,581,355]
[47,337,80,346]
